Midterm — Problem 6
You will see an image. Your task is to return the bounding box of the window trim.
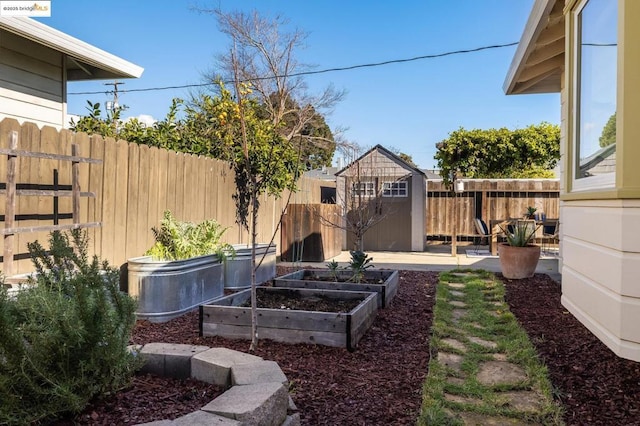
[570,0,617,192]
[382,181,408,198]
[351,181,376,197]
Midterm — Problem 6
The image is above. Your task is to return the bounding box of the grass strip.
[417,269,564,425]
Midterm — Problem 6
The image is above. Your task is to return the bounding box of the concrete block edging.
[130,343,299,426]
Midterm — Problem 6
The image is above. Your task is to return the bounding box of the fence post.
[72,144,80,224]
[3,131,18,276]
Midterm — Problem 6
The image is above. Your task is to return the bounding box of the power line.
[68,42,519,96]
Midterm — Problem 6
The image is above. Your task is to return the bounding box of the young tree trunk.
[249,184,259,352]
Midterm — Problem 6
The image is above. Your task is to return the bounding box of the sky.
[36,0,560,170]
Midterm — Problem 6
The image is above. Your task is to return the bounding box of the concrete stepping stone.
[441,338,466,351]
[496,390,544,412]
[444,393,482,406]
[477,361,527,386]
[448,282,465,289]
[468,336,498,349]
[438,352,464,372]
[469,322,485,330]
[446,377,466,386]
[493,353,508,362]
[202,382,288,426]
[450,290,465,298]
[450,300,467,308]
[452,309,466,323]
[192,347,263,386]
[455,412,537,425]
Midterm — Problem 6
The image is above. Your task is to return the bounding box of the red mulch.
[56,269,437,425]
[54,270,640,425]
[502,273,640,426]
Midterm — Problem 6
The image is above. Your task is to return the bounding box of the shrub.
[0,230,139,425]
[146,210,234,261]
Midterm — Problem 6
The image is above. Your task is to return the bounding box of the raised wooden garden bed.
[273,269,399,308]
[199,287,378,351]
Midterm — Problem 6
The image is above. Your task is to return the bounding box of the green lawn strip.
[418,269,564,425]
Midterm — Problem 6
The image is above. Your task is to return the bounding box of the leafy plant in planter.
[501,220,540,247]
[525,206,537,219]
[146,210,234,261]
[498,221,542,279]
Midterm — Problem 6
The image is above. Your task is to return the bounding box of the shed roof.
[335,144,426,177]
[0,17,143,80]
[504,0,564,95]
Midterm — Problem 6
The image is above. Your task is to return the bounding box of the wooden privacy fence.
[426,179,560,241]
[280,204,342,262]
[1,130,101,275]
[0,119,331,275]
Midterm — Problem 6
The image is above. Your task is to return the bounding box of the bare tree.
[198,8,345,158]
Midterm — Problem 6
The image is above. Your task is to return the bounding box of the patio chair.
[542,219,559,254]
[472,218,492,254]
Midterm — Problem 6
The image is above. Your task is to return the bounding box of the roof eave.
[504,0,564,95]
[0,17,143,79]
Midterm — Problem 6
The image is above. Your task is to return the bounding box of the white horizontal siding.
[561,200,640,361]
[0,89,63,128]
[0,27,64,128]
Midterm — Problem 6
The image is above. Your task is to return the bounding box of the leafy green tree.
[434,122,560,187]
[599,112,616,147]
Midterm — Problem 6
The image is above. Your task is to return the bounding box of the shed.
[0,17,143,129]
[335,144,426,252]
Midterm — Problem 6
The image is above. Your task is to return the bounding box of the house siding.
[0,29,65,128]
[558,0,640,362]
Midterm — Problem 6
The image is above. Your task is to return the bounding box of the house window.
[382,181,407,197]
[573,0,617,189]
[352,181,375,197]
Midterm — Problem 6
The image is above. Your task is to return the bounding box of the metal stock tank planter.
[128,254,224,323]
[223,243,276,290]
[127,211,231,322]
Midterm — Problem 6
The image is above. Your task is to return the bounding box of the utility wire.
[68,42,519,96]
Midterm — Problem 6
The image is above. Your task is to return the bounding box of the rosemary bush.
[146,210,234,261]
[0,230,139,425]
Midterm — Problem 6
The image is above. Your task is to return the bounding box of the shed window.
[352,181,375,197]
[382,181,407,197]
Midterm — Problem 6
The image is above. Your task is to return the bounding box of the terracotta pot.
[498,243,541,279]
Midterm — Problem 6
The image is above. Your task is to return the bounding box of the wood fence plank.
[100,137,117,265]
[87,134,104,257]
[136,144,151,257]
[125,143,140,262]
[156,148,169,219]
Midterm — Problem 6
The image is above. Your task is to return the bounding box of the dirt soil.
[239,288,364,312]
[55,269,640,425]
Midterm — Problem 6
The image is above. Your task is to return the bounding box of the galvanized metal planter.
[224,243,276,290]
[127,254,224,323]
[273,269,399,308]
[200,287,378,351]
